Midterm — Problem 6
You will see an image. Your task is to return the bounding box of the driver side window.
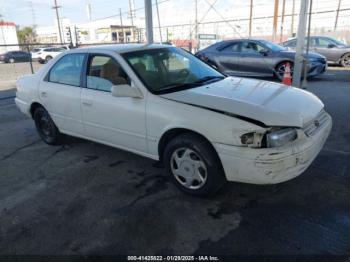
[87,55,130,92]
[241,41,265,53]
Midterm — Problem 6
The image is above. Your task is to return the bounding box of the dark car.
[195,39,327,80]
[282,36,350,67]
[0,51,31,63]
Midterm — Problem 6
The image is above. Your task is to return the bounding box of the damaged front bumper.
[214,113,332,184]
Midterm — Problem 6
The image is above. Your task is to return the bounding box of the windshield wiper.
[194,75,225,84]
[156,76,225,94]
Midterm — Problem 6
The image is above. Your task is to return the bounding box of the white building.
[0,21,19,53]
[36,17,138,45]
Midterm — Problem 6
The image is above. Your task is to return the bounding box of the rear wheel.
[33,107,62,145]
[340,53,350,67]
[8,58,15,63]
[45,56,53,63]
[275,61,294,81]
[163,133,226,196]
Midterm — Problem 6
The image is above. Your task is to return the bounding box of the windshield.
[260,40,286,52]
[122,47,224,94]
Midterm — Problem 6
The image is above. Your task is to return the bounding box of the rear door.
[38,52,86,135]
[214,41,242,75]
[239,41,271,76]
[80,51,147,153]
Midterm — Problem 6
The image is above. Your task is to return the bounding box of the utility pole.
[195,0,198,51]
[128,0,135,41]
[302,0,313,89]
[334,0,342,31]
[272,0,279,42]
[145,0,153,44]
[249,0,253,38]
[279,0,286,42]
[119,8,125,43]
[291,0,295,37]
[292,0,310,88]
[155,0,162,43]
[52,0,63,44]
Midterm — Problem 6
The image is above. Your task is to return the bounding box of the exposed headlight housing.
[266,128,297,148]
[241,128,298,148]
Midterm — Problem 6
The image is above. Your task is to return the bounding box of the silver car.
[283,36,350,67]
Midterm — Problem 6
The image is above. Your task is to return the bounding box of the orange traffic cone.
[282,62,292,86]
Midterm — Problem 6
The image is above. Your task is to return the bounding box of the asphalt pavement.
[0,66,349,258]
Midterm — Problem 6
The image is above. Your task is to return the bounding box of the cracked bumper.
[214,115,332,184]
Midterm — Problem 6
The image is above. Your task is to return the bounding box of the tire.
[33,107,62,145]
[9,58,15,63]
[275,61,294,81]
[340,53,350,67]
[45,56,53,63]
[163,133,226,196]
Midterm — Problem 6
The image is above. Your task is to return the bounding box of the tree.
[17,26,37,44]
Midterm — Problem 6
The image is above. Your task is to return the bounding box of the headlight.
[266,128,297,148]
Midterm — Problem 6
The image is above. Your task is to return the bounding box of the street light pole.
[292,0,310,88]
[145,0,153,44]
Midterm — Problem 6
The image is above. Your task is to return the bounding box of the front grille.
[303,109,329,137]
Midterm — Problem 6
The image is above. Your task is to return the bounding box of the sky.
[0,0,349,34]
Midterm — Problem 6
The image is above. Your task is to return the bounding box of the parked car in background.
[196,39,327,80]
[282,36,350,67]
[15,44,332,196]
[34,47,66,64]
[0,51,31,63]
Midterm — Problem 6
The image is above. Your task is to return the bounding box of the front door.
[239,41,271,76]
[80,52,147,153]
[38,53,86,135]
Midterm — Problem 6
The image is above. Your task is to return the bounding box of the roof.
[77,43,171,53]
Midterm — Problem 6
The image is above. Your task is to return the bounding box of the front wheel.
[163,134,226,196]
[340,53,350,67]
[33,107,62,145]
[275,61,294,81]
[8,58,15,63]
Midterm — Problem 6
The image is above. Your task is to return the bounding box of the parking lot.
[0,62,350,256]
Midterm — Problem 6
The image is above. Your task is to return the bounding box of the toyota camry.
[15,44,332,196]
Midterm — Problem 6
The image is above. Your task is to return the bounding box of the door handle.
[40,91,47,98]
[82,100,93,106]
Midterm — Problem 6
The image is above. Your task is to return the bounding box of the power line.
[92,0,170,22]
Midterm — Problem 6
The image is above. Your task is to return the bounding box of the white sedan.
[15,44,332,196]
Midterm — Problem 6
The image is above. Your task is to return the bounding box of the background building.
[0,21,19,53]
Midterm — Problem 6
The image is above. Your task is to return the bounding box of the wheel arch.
[158,128,220,163]
[339,52,350,64]
[30,102,45,118]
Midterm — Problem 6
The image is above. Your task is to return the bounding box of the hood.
[160,77,324,128]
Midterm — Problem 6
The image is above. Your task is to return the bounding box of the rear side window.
[49,53,85,86]
[221,42,241,52]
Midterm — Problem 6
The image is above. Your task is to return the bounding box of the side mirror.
[327,43,336,48]
[259,49,269,56]
[111,84,143,98]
